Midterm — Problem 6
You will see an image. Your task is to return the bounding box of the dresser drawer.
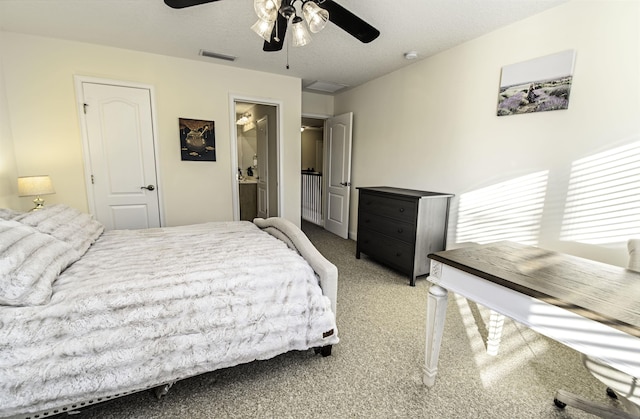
[357,229,414,273]
[358,192,418,223]
[358,211,416,243]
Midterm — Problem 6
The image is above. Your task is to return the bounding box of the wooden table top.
[429,241,640,339]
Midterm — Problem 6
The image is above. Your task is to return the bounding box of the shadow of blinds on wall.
[560,140,640,244]
[456,171,549,245]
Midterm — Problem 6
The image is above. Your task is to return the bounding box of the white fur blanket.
[0,221,338,417]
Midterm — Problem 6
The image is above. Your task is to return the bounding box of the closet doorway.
[232,99,280,221]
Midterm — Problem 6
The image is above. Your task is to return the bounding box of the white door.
[324,112,353,239]
[79,81,161,230]
[256,116,269,218]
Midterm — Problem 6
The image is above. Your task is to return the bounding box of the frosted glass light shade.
[291,16,312,47]
[302,1,329,33]
[251,17,276,41]
[254,0,281,22]
[18,175,55,197]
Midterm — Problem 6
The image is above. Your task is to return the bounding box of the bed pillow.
[0,220,77,306]
[15,204,104,256]
[0,208,24,220]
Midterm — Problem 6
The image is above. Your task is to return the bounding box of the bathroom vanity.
[239,179,257,221]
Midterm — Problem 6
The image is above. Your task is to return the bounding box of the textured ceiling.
[0,0,567,94]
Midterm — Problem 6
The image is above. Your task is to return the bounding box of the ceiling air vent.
[305,81,348,94]
[199,49,237,62]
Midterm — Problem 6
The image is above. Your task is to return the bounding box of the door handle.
[141,185,155,191]
[340,182,351,187]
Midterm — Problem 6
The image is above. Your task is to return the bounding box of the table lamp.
[18,175,55,211]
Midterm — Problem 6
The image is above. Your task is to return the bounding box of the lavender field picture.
[497,50,576,116]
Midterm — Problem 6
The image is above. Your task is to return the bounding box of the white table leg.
[423,283,448,387]
[487,310,505,356]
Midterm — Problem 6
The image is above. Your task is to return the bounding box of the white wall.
[335,1,639,266]
[0,32,303,226]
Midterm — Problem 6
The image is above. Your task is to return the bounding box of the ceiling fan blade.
[263,13,289,52]
[318,0,380,43]
[164,0,220,9]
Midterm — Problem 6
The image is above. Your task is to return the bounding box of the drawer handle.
[397,228,403,233]
[399,208,405,213]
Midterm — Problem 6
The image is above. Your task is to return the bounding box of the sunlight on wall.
[561,140,640,245]
[456,171,549,245]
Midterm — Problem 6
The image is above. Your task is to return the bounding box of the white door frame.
[229,94,283,221]
[74,75,165,226]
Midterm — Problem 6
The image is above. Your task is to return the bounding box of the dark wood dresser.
[356,187,454,286]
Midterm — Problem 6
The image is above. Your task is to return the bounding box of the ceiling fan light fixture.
[278,0,296,20]
[302,1,329,33]
[254,0,282,22]
[251,17,276,41]
[291,15,312,47]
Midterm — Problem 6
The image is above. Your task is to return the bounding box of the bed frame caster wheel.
[553,398,567,409]
[606,387,618,399]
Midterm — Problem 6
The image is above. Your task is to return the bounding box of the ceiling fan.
[164,0,380,52]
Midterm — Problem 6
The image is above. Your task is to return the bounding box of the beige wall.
[302,91,334,117]
[0,32,303,226]
[0,32,18,208]
[335,1,639,266]
[301,129,323,172]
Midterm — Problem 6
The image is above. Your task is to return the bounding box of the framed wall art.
[179,118,216,161]
[497,50,576,116]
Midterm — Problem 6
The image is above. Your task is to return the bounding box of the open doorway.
[301,116,325,226]
[301,112,354,240]
[233,100,279,221]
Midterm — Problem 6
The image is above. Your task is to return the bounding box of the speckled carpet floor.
[65,221,619,418]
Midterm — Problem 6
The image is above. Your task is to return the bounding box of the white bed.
[0,205,339,418]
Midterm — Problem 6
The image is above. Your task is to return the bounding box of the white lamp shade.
[254,0,281,22]
[251,17,276,41]
[291,16,312,47]
[18,176,55,197]
[303,1,329,33]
